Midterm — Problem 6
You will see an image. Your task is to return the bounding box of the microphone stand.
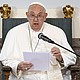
[38,33,80,57]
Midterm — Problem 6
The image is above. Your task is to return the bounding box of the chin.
[33,28,40,31]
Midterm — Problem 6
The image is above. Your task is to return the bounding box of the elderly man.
[0,2,76,80]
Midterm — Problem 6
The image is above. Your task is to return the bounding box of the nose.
[33,16,38,21]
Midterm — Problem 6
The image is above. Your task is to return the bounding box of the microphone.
[38,33,80,57]
[38,33,54,43]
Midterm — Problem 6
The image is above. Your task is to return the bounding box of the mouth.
[33,23,39,31]
[33,23,39,25]
[32,23,41,31]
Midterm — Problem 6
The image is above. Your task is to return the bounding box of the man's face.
[26,4,47,31]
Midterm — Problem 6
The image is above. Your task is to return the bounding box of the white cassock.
[0,22,76,80]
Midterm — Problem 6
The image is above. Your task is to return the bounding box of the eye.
[38,14,42,17]
[30,14,35,17]
[38,14,44,18]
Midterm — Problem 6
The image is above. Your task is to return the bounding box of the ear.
[26,12,29,20]
[26,12,28,16]
[44,13,48,21]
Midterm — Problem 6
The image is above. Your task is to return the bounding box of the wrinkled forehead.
[28,4,46,13]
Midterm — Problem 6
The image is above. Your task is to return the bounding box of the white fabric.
[0,22,76,80]
[29,2,46,10]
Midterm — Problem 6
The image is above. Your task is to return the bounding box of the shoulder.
[6,22,29,38]
[8,22,29,34]
[44,22,65,34]
[43,22,67,43]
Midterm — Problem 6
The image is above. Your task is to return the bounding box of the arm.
[51,29,77,68]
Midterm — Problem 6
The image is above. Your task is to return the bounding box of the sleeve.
[0,29,23,77]
[59,31,77,68]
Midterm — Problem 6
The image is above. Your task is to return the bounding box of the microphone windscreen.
[38,33,53,43]
[38,33,43,39]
